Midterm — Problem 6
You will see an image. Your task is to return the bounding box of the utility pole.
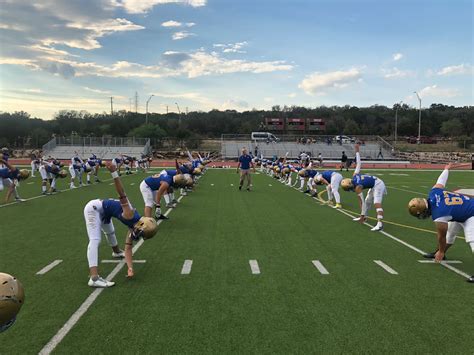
[394,101,402,144]
[135,91,139,113]
[146,94,154,124]
[110,97,113,115]
[186,106,188,115]
[129,98,132,112]
[166,105,168,114]
[414,91,422,144]
[175,102,181,125]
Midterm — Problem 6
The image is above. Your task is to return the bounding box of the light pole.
[175,102,181,125]
[414,91,422,144]
[394,101,402,144]
[146,94,154,124]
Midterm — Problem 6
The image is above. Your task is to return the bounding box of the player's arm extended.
[434,222,449,262]
[155,181,169,206]
[354,144,361,176]
[433,163,452,189]
[124,231,134,277]
[236,159,241,173]
[107,163,134,219]
[0,158,15,171]
[354,185,365,215]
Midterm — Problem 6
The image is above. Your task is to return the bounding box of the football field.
[1,168,473,354]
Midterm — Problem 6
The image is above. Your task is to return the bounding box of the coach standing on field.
[237,147,255,191]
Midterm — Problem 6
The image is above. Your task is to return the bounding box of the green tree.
[440,118,464,137]
[127,123,166,139]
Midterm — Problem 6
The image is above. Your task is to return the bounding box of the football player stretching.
[0,158,30,203]
[408,163,474,283]
[83,163,157,288]
[139,160,187,220]
[315,170,344,208]
[341,144,387,231]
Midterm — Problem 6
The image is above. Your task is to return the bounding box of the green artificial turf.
[1,168,473,354]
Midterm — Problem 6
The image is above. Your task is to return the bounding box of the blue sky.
[0,0,472,119]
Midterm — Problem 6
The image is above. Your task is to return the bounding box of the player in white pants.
[315,170,343,208]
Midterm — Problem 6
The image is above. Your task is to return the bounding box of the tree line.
[0,104,472,148]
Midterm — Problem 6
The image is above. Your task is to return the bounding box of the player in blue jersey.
[30,153,40,177]
[139,162,187,220]
[408,163,474,283]
[69,153,84,189]
[315,170,344,208]
[0,158,30,203]
[39,160,67,195]
[83,163,157,287]
[237,147,255,191]
[341,144,387,231]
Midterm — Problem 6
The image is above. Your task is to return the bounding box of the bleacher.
[222,141,393,160]
[42,136,151,160]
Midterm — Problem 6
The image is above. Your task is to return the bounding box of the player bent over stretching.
[408,163,474,283]
[341,144,387,231]
[0,158,30,203]
[84,163,157,288]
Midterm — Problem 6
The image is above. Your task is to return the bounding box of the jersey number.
[443,192,463,206]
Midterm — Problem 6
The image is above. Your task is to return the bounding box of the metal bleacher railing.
[220,134,396,160]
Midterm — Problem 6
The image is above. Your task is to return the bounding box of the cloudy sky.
[0,0,472,119]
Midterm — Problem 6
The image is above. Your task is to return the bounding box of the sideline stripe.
[312,260,329,275]
[418,260,462,264]
[249,260,261,274]
[101,260,146,264]
[181,260,193,274]
[39,177,191,355]
[36,260,63,275]
[374,260,398,275]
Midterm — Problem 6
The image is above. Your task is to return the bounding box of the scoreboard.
[265,118,284,131]
[307,118,326,131]
[287,118,305,131]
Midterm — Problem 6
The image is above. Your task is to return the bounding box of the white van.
[251,132,279,142]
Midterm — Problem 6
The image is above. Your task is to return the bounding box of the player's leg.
[239,170,245,190]
[331,173,342,208]
[30,161,36,177]
[102,220,123,258]
[84,200,114,287]
[371,182,386,231]
[69,165,76,188]
[39,166,49,194]
[461,217,474,282]
[140,180,155,218]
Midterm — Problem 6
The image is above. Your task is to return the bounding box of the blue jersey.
[307,170,318,178]
[321,171,334,182]
[179,164,193,174]
[0,168,19,179]
[163,169,177,177]
[87,159,97,167]
[191,160,201,169]
[239,154,252,170]
[428,188,474,223]
[45,165,58,174]
[113,158,122,164]
[144,174,173,190]
[101,199,141,228]
[351,174,377,189]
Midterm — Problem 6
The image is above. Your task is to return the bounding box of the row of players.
[248,145,474,283]
[0,149,209,288]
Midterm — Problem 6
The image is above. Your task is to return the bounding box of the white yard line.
[39,182,187,355]
[36,260,63,275]
[249,260,261,274]
[181,260,193,274]
[336,209,471,280]
[373,260,398,275]
[387,186,425,195]
[312,260,329,275]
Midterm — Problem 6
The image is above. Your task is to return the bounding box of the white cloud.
[161,20,182,27]
[418,85,460,99]
[172,31,195,40]
[263,97,274,103]
[382,67,412,79]
[113,0,206,14]
[83,86,112,94]
[288,93,297,98]
[23,88,43,93]
[392,53,403,61]
[437,63,473,76]
[221,99,249,110]
[298,68,362,95]
[214,41,248,54]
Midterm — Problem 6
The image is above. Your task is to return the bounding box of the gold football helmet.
[184,175,194,187]
[282,167,290,175]
[274,167,280,173]
[298,169,307,177]
[173,174,187,187]
[133,217,158,240]
[0,273,25,332]
[58,170,68,178]
[408,198,430,219]
[341,178,353,191]
[193,168,202,175]
[19,169,30,180]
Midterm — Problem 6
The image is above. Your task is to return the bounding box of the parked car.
[251,132,279,142]
[334,135,356,144]
[406,136,437,144]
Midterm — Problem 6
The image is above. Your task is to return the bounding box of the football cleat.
[468,276,474,283]
[112,250,125,259]
[353,216,367,222]
[15,198,26,202]
[333,203,342,209]
[370,224,383,232]
[88,277,115,288]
